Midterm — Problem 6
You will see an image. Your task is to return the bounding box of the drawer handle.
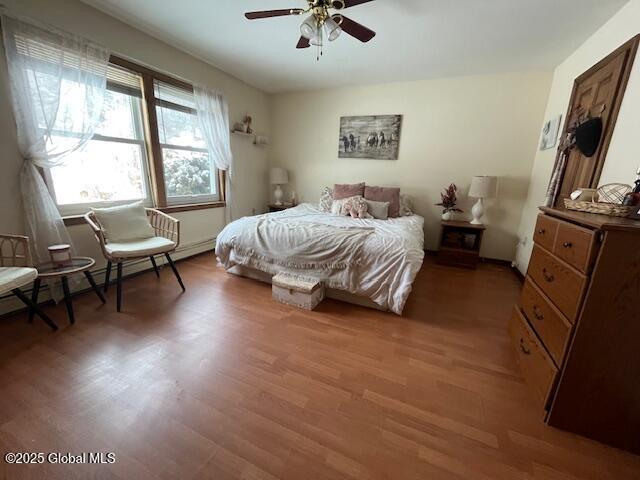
[562,242,573,249]
[542,268,554,283]
[519,338,531,355]
[532,305,544,321]
[537,228,546,235]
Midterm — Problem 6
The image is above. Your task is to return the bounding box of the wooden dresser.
[510,207,640,454]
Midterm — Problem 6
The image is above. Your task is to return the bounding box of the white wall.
[515,0,640,273]
[0,0,270,312]
[270,72,551,260]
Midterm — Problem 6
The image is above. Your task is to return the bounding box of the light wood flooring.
[1,254,639,479]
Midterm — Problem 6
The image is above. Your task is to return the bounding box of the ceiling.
[80,0,629,93]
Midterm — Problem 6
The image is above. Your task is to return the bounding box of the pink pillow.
[364,186,401,217]
[333,182,365,200]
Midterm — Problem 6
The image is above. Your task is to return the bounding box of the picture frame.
[338,115,402,160]
[539,114,562,151]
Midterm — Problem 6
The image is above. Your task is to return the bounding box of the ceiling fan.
[245,0,376,58]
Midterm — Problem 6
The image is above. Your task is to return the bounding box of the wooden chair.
[84,208,185,312]
[0,234,57,330]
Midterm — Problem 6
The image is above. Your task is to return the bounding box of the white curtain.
[193,84,234,223]
[1,14,110,265]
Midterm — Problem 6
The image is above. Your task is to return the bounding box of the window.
[46,65,152,215]
[154,81,219,205]
[40,56,225,217]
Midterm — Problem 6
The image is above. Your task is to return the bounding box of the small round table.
[31,257,105,325]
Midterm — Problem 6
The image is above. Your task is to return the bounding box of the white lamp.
[270,167,289,205]
[468,176,498,225]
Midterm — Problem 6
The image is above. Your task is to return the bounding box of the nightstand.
[437,220,486,269]
[269,203,295,213]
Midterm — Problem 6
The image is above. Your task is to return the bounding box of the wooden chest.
[510,207,640,454]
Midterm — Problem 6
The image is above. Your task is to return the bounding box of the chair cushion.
[0,267,38,295]
[105,236,176,258]
[91,202,155,243]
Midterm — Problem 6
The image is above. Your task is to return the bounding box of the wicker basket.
[564,198,634,217]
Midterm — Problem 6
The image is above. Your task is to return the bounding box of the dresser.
[510,207,640,454]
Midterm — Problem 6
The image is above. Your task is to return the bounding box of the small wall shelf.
[231,130,269,147]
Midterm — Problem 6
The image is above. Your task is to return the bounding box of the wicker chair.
[0,234,57,330]
[84,208,185,312]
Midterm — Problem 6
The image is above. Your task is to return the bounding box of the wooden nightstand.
[268,203,296,213]
[437,220,486,269]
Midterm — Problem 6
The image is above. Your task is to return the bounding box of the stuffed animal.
[344,196,370,219]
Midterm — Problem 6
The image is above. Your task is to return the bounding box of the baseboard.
[0,238,216,318]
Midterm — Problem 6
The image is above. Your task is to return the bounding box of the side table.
[30,257,105,325]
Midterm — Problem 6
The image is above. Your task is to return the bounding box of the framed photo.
[540,114,562,151]
[338,115,402,160]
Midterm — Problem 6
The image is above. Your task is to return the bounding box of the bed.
[215,203,425,315]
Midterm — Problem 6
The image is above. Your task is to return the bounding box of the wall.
[270,72,551,260]
[0,0,270,313]
[515,0,640,273]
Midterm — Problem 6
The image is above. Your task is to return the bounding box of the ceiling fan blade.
[336,15,376,42]
[332,0,375,9]
[245,9,302,20]
[296,36,311,49]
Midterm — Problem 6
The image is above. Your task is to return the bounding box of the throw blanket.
[234,217,374,270]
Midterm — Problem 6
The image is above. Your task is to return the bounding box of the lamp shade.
[468,176,498,198]
[270,167,289,185]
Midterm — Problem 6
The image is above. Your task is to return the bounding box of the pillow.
[364,186,401,217]
[319,186,334,212]
[399,194,414,216]
[91,202,155,243]
[365,199,389,220]
[333,182,365,200]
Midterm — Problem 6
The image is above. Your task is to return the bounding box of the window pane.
[163,148,216,198]
[50,139,147,205]
[94,89,139,139]
[156,105,206,148]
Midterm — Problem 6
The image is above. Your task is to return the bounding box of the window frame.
[48,54,226,222]
[112,55,226,212]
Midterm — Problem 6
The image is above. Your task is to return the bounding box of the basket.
[564,183,634,217]
[563,199,634,217]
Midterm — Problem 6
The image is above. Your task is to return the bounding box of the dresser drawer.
[553,222,598,273]
[509,307,558,409]
[520,278,572,366]
[533,214,559,252]
[528,246,587,321]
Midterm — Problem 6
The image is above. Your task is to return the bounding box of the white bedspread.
[215,203,425,314]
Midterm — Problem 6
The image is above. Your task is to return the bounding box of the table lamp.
[468,176,498,225]
[270,167,289,205]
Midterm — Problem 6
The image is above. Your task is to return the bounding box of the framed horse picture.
[338,115,402,160]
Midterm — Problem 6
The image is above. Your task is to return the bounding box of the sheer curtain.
[193,84,234,223]
[1,14,110,265]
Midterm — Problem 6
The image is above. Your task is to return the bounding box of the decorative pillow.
[331,197,352,216]
[344,196,370,219]
[399,194,414,216]
[333,182,365,200]
[91,202,155,243]
[364,186,401,217]
[319,186,334,212]
[364,199,390,220]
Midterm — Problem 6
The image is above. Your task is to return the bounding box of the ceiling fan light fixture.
[300,15,319,40]
[324,16,342,41]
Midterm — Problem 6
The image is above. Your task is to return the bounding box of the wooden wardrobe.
[510,207,640,453]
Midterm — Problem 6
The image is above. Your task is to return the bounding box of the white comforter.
[215,203,425,314]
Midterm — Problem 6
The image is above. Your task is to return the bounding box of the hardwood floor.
[1,253,639,479]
